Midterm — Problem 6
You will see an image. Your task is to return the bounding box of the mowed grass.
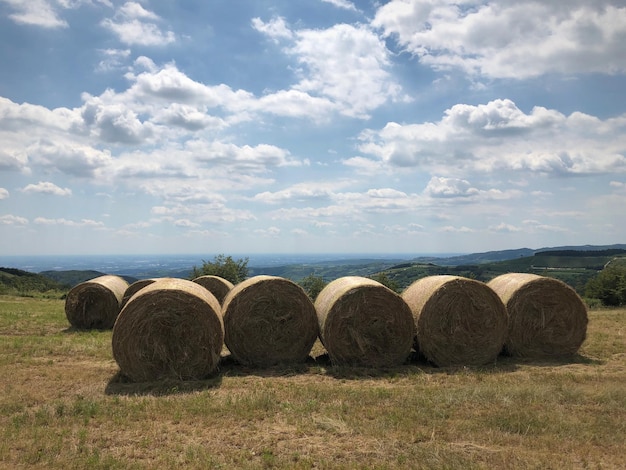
[0,295,624,469]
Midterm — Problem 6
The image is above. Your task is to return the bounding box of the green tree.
[299,274,327,300]
[370,272,400,293]
[191,254,249,285]
[584,266,626,306]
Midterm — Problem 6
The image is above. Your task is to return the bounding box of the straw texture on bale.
[222,275,318,367]
[112,278,224,382]
[402,275,508,367]
[488,273,588,357]
[120,278,158,310]
[65,275,129,330]
[192,275,234,305]
[315,276,415,367]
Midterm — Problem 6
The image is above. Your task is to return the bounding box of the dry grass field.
[0,295,624,469]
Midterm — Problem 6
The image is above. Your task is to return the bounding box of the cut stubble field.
[0,295,624,469]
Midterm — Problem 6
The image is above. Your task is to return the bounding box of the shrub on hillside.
[584,266,626,306]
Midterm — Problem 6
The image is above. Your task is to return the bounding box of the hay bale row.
[80,271,586,381]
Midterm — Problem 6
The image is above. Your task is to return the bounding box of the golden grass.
[0,295,624,469]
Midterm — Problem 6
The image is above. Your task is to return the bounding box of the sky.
[1,0,626,256]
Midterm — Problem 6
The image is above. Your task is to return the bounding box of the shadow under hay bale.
[315,276,415,368]
[192,275,234,305]
[105,370,222,396]
[487,273,588,358]
[402,275,508,367]
[222,275,319,367]
[120,278,159,310]
[112,278,224,382]
[64,275,129,330]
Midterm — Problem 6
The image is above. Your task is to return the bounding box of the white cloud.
[21,181,72,196]
[359,99,626,175]
[320,0,357,12]
[254,19,404,118]
[1,0,68,28]
[29,142,113,178]
[290,23,404,118]
[0,214,28,225]
[0,188,8,199]
[96,48,131,72]
[254,226,281,237]
[101,2,175,46]
[251,16,293,42]
[522,219,570,233]
[439,225,475,233]
[254,181,344,204]
[373,0,626,79]
[33,217,105,227]
[424,177,478,198]
[489,222,522,233]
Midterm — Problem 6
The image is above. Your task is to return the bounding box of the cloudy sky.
[1,0,625,256]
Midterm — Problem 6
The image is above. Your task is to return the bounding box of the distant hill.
[412,248,535,266]
[0,267,67,294]
[40,270,137,287]
[412,244,626,267]
[380,246,626,294]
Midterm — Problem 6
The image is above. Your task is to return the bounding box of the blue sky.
[1,0,626,256]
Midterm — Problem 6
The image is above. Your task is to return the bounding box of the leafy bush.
[585,266,626,306]
[190,255,249,285]
[299,274,327,300]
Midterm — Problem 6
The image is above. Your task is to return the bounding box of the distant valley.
[2,244,625,296]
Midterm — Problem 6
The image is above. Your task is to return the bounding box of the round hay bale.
[112,278,224,381]
[120,278,158,310]
[315,276,414,367]
[192,275,234,305]
[222,275,318,367]
[65,275,129,330]
[402,275,508,367]
[487,273,588,357]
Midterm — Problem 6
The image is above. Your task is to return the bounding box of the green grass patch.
[0,295,624,469]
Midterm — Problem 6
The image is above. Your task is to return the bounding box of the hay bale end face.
[222,275,319,367]
[192,275,235,305]
[402,275,508,367]
[112,278,224,382]
[315,276,415,368]
[65,275,129,330]
[120,278,158,310]
[488,273,588,358]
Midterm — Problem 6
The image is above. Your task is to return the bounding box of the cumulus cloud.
[101,1,175,46]
[254,18,404,118]
[1,0,68,28]
[372,0,626,79]
[254,181,344,204]
[425,177,478,198]
[21,181,72,196]
[30,141,113,178]
[0,187,9,199]
[359,99,626,175]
